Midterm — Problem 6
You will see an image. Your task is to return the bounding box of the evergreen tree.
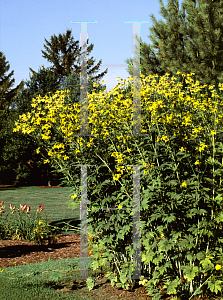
[125,34,167,79]
[125,0,223,99]
[30,28,108,87]
[10,28,109,114]
[0,51,25,184]
[0,51,24,112]
[151,0,223,93]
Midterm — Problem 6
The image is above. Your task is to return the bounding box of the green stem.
[189,274,213,300]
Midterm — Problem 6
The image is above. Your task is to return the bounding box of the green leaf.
[214,280,222,294]
[208,280,222,294]
[215,212,223,223]
[214,194,223,203]
[166,278,180,295]
[92,260,100,271]
[86,277,96,291]
[182,265,199,282]
[207,156,215,164]
[116,283,123,288]
[200,257,214,269]
[153,254,164,264]
[208,281,215,292]
[163,214,176,224]
[120,270,128,284]
[187,254,193,262]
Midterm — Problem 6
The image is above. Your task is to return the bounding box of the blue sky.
[1,0,186,109]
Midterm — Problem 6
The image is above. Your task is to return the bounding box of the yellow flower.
[118,204,123,210]
[113,174,121,181]
[0,269,4,272]
[53,143,65,149]
[179,147,185,152]
[215,264,221,270]
[195,160,200,165]
[196,143,208,152]
[117,158,123,163]
[71,194,77,199]
[139,279,148,286]
[182,182,187,187]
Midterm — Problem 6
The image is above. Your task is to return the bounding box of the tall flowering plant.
[11,72,223,298]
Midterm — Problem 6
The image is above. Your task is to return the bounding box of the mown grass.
[0,257,95,300]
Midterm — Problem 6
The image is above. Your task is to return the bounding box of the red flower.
[38,205,45,211]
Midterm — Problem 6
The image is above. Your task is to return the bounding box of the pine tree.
[125,34,167,79]
[152,0,223,93]
[30,29,108,87]
[0,52,40,185]
[11,29,108,115]
[0,51,24,111]
[0,51,24,176]
[125,0,223,99]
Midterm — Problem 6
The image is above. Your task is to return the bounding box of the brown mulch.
[0,233,92,269]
